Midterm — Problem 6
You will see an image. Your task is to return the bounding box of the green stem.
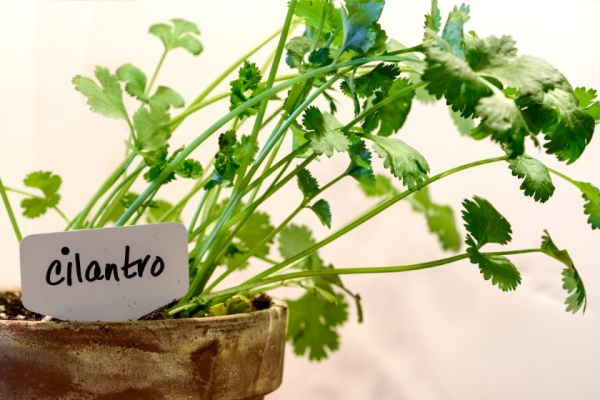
[129,188,158,226]
[72,156,133,230]
[52,206,71,225]
[0,176,22,242]
[246,156,508,284]
[4,187,70,224]
[547,168,577,185]
[195,249,543,303]
[312,0,329,52]
[188,189,210,233]
[146,49,168,96]
[86,163,145,229]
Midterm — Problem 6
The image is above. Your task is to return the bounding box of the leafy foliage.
[367,134,430,190]
[146,199,182,223]
[20,171,62,219]
[569,180,600,229]
[449,106,474,135]
[309,199,332,228]
[406,187,461,252]
[441,4,470,60]
[205,131,241,189]
[540,230,586,313]
[72,66,128,121]
[117,64,184,108]
[286,36,314,68]
[466,237,521,292]
[340,63,399,99]
[362,77,415,137]
[302,106,351,157]
[422,0,441,45]
[133,105,171,151]
[297,168,320,199]
[294,0,340,33]
[360,173,398,198]
[462,196,512,248]
[229,61,263,119]
[279,224,324,270]
[346,138,376,188]
[340,0,385,54]
[149,18,202,55]
[507,155,555,203]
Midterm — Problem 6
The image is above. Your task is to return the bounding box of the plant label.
[19,222,189,322]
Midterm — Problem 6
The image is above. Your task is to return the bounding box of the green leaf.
[150,86,185,109]
[291,121,315,159]
[146,199,182,223]
[286,36,314,68]
[302,106,351,157]
[204,130,241,189]
[462,196,512,248]
[519,80,595,164]
[569,180,600,229]
[466,237,521,292]
[449,106,474,136]
[410,73,437,104]
[441,4,470,60]
[309,199,332,228]
[540,230,587,314]
[133,105,171,151]
[229,61,263,120]
[279,224,324,270]
[472,92,532,157]
[406,187,461,252]
[367,135,430,190]
[286,290,348,361]
[21,171,62,219]
[360,173,398,197]
[574,87,600,122]
[208,295,252,317]
[463,34,517,71]
[149,18,202,55]
[235,211,275,258]
[382,40,426,74]
[234,134,259,165]
[72,66,128,121]
[423,0,442,44]
[340,63,399,99]
[142,144,180,184]
[340,0,385,54]
[294,0,338,33]
[175,159,203,179]
[104,192,138,223]
[507,155,555,203]
[346,138,376,188]
[116,63,148,101]
[362,77,414,137]
[297,168,320,199]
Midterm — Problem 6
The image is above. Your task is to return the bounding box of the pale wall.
[0,1,599,399]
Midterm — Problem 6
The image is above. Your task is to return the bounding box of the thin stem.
[52,206,71,225]
[312,0,329,52]
[196,248,543,303]
[146,49,168,96]
[0,176,22,242]
[4,187,71,224]
[71,155,133,230]
[245,156,508,284]
[129,188,159,226]
[188,189,210,233]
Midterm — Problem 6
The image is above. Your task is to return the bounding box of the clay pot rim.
[1,296,287,329]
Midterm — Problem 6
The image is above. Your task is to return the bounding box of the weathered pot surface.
[0,298,288,400]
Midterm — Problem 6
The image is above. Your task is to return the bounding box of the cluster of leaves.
[419,3,598,161]
[20,172,62,219]
[229,61,264,120]
[204,130,258,190]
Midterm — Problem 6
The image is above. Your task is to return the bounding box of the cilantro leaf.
[133,105,171,151]
[519,80,595,164]
[291,121,315,159]
[441,4,470,60]
[462,196,512,248]
[346,138,376,188]
[149,18,202,55]
[379,40,426,74]
[150,86,185,109]
[340,63,400,99]
[297,168,320,199]
[278,224,324,270]
[449,106,474,136]
[294,0,339,33]
[362,77,415,137]
[302,106,351,157]
[569,180,600,229]
[286,36,314,68]
[175,159,203,179]
[116,63,147,102]
[204,130,241,189]
[286,290,348,361]
[21,171,62,219]
[146,199,182,223]
[574,87,597,109]
[471,92,532,157]
[72,66,128,121]
[340,0,385,54]
[235,210,275,258]
[463,34,517,71]
[234,134,259,165]
[367,135,430,190]
[410,73,437,104]
[142,145,179,184]
[423,0,442,44]
[229,61,263,120]
[407,187,461,252]
[540,230,587,313]
[466,237,521,292]
[309,199,332,228]
[507,155,555,203]
[360,173,398,197]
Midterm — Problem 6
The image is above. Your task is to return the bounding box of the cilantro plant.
[1,0,598,362]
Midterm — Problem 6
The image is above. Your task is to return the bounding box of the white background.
[0,1,599,399]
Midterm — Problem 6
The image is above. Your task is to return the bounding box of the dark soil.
[0,291,273,321]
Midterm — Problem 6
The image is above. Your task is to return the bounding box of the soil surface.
[0,291,273,322]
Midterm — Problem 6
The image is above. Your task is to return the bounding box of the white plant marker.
[19,222,189,322]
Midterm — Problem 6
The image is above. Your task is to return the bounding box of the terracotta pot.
[0,296,288,400]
